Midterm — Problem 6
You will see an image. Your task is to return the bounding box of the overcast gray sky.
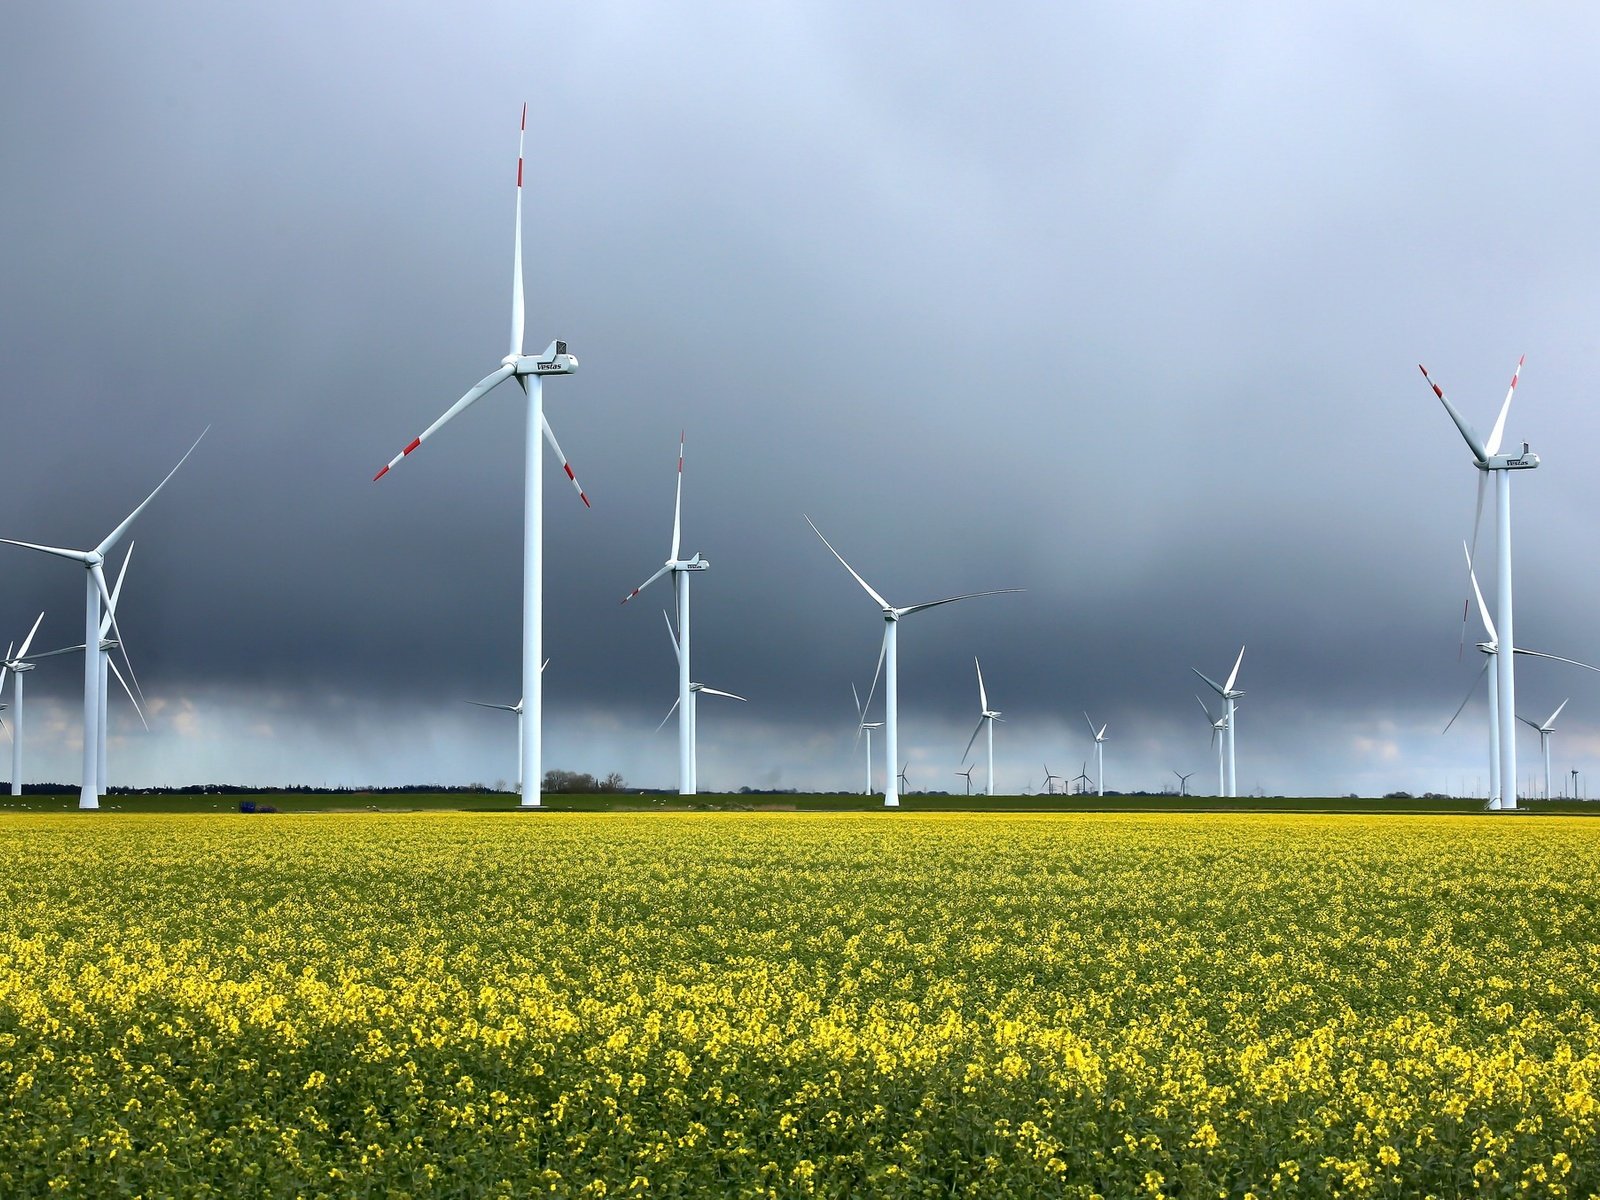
[3,1,1599,796]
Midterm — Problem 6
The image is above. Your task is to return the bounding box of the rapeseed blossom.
[0,812,1596,1195]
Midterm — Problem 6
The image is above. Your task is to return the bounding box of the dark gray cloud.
[3,2,1600,795]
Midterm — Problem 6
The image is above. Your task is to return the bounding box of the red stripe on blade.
[373,465,390,481]
[403,437,421,456]
[564,464,576,480]
[517,158,523,187]
[580,492,591,508]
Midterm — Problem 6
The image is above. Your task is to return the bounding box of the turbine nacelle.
[1480,446,1539,472]
[504,340,579,377]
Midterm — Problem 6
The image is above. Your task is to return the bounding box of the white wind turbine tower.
[1420,357,1537,812]
[1446,549,1598,808]
[1193,647,1244,796]
[1519,700,1569,802]
[656,611,747,784]
[1196,695,1229,797]
[374,106,588,810]
[806,516,1019,808]
[0,613,42,796]
[621,435,710,794]
[959,657,1003,797]
[852,682,883,796]
[0,432,204,809]
[1083,712,1108,797]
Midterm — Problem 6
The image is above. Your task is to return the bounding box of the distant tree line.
[542,770,626,794]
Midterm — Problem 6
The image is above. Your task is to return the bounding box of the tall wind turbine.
[806,516,1019,807]
[1084,712,1108,797]
[1518,700,1568,802]
[621,435,709,794]
[373,106,587,810]
[0,432,204,809]
[1420,357,1537,812]
[1196,695,1229,797]
[959,657,1002,797]
[852,682,883,796]
[0,614,42,796]
[1193,646,1244,796]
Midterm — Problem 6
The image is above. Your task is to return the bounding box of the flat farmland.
[1,812,1597,1197]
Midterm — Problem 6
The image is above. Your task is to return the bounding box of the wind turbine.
[1447,548,1600,809]
[1083,712,1108,796]
[806,516,1019,807]
[1420,357,1537,812]
[1193,646,1244,796]
[955,764,976,795]
[656,611,746,780]
[0,614,41,795]
[1196,695,1229,797]
[373,106,587,810]
[959,656,1003,797]
[1070,762,1092,795]
[852,683,883,796]
[465,660,548,793]
[1042,763,1062,795]
[1173,770,1193,796]
[1518,700,1568,801]
[621,434,709,794]
[897,762,910,794]
[0,432,204,809]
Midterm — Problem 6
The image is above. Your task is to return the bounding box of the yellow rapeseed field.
[1,811,1597,1197]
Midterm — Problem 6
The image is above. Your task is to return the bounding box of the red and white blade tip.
[372,436,422,482]
[520,103,526,131]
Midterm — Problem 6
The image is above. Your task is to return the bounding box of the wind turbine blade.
[697,687,748,702]
[98,429,208,554]
[101,543,134,638]
[465,700,520,713]
[804,516,892,610]
[852,682,864,721]
[1192,667,1226,697]
[1546,698,1570,728]
[1443,657,1492,733]
[16,611,45,661]
[1514,647,1600,675]
[898,588,1024,617]
[960,716,985,765]
[374,366,514,480]
[0,716,7,739]
[539,408,591,507]
[18,643,87,661]
[1464,544,1498,645]
[1083,711,1096,736]
[621,563,672,606]
[1195,694,1216,722]
[655,696,681,733]
[0,539,91,564]
[854,627,889,750]
[1462,482,1487,659]
[1484,354,1524,458]
[1098,724,1109,740]
[1418,364,1489,463]
[671,432,684,562]
[510,104,526,359]
[974,656,987,712]
[0,643,9,700]
[1224,645,1245,693]
[662,609,681,664]
[1516,714,1541,731]
[91,563,146,709]
[106,655,148,731]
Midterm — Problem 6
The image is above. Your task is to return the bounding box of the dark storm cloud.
[4,2,1600,792]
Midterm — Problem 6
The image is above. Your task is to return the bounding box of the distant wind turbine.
[657,612,747,783]
[897,762,910,794]
[1084,712,1108,797]
[955,764,976,795]
[464,660,547,792]
[373,105,588,811]
[1173,770,1193,797]
[1193,646,1244,796]
[1518,700,1569,802]
[1070,762,1092,795]
[852,683,883,796]
[960,657,1003,797]
[1196,695,1229,797]
[621,434,711,794]
[1420,357,1537,810]
[1042,763,1062,795]
[806,516,1019,807]
[0,614,41,796]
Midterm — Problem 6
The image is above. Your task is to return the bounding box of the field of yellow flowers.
[1,811,1597,1197]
